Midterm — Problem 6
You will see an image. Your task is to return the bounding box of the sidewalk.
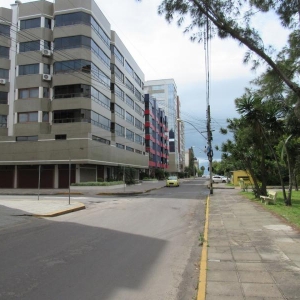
[204,188,300,300]
[0,180,167,217]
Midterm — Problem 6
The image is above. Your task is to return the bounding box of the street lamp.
[178,118,213,194]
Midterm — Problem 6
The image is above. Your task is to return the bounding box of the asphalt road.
[0,178,208,300]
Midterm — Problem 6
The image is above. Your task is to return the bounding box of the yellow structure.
[231,170,254,186]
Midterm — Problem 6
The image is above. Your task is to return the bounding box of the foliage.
[136,0,300,101]
[155,168,166,180]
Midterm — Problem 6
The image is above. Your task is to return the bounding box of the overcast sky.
[3,0,290,165]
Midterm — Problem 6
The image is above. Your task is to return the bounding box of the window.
[116,143,125,149]
[54,36,110,68]
[135,103,144,116]
[114,123,125,137]
[43,64,50,74]
[45,18,52,29]
[126,146,134,152]
[18,112,38,123]
[0,68,9,79]
[126,112,134,125]
[112,83,124,101]
[16,135,38,141]
[134,73,141,87]
[19,87,39,99]
[125,61,134,78]
[20,18,40,30]
[19,64,39,76]
[0,92,8,104]
[54,84,90,99]
[111,64,124,82]
[92,135,110,145]
[91,86,110,109]
[19,41,40,52]
[135,149,142,154]
[135,88,142,101]
[126,129,134,141]
[44,40,51,50]
[43,87,49,98]
[125,78,134,93]
[135,118,143,131]
[0,115,7,127]
[0,24,10,36]
[0,46,9,58]
[42,112,49,122]
[111,45,124,65]
[55,134,66,140]
[135,134,143,145]
[126,95,134,109]
[114,104,125,119]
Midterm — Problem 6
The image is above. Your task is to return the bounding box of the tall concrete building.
[144,79,180,173]
[0,0,148,188]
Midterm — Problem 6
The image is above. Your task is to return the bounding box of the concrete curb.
[197,195,210,300]
[32,203,86,217]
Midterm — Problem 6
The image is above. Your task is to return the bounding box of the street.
[0,178,208,300]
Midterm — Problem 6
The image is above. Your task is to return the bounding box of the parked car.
[166,176,180,187]
[212,175,229,183]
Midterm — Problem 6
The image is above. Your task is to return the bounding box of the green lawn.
[241,190,300,229]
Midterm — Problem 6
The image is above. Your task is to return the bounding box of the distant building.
[0,0,148,188]
[144,79,180,173]
[144,94,169,175]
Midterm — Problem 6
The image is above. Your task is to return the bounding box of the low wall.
[71,184,125,191]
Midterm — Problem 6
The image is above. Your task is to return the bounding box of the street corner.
[33,202,86,218]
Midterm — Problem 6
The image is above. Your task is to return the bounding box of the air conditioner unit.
[0,79,6,85]
[42,74,52,81]
[41,49,52,57]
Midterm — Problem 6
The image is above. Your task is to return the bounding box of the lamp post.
[178,118,213,194]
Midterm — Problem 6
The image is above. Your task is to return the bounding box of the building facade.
[144,79,180,173]
[144,94,168,175]
[177,95,185,172]
[0,0,148,188]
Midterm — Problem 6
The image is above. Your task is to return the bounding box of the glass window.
[0,92,8,104]
[19,64,39,76]
[114,123,125,137]
[0,46,9,58]
[0,68,9,79]
[19,41,40,52]
[16,136,38,141]
[135,103,144,116]
[20,18,41,30]
[44,40,51,50]
[135,134,143,144]
[45,18,52,29]
[92,135,110,145]
[43,87,49,98]
[135,118,143,130]
[114,104,125,119]
[126,129,134,141]
[111,45,124,65]
[126,112,134,125]
[126,95,134,109]
[0,24,10,36]
[125,61,134,78]
[18,112,38,122]
[134,88,142,101]
[125,78,134,93]
[54,36,109,68]
[43,64,50,74]
[112,64,124,83]
[19,87,39,99]
[42,112,49,122]
[0,115,7,127]
[112,84,124,100]
[54,84,91,99]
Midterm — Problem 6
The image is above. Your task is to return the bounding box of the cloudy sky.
[3,0,290,165]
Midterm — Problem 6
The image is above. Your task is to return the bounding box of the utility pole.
[207,105,213,194]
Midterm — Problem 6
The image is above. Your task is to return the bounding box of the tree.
[138,0,300,103]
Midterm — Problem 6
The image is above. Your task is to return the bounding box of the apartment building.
[0,0,148,188]
[144,79,180,173]
[144,94,168,175]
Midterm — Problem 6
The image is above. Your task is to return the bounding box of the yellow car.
[166,176,180,187]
